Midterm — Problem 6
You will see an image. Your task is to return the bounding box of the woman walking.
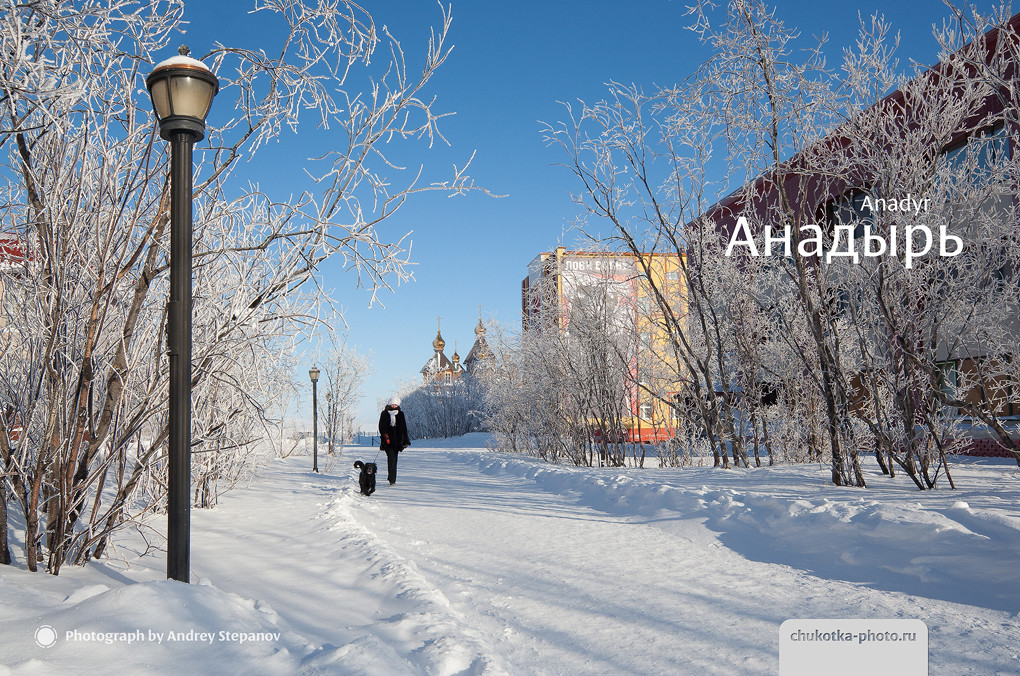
[378,396,410,485]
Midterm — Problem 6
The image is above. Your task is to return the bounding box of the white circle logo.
[35,625,58,649]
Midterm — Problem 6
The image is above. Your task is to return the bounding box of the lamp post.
[309,366,320,473]
[146,46,218,584]
[325,390,333,455]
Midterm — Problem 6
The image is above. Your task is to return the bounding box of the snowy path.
[190,453,507,675]
[3,436,1019,674]
[342,449,777,674]
[268,440,1017,675]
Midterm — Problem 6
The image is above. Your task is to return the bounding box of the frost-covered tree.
[482,323,578,462]
[0,0,481,573]
[322,340,372,454]
[399,374,486,441]
[486,269,646,467]
[546,0,1020,485]
[545,89,752,469]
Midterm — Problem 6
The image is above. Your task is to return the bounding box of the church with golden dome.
[420,312,492,385]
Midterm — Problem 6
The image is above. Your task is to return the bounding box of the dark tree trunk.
[0,489,11,565]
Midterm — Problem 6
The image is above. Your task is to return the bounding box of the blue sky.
[179,0,1001,428]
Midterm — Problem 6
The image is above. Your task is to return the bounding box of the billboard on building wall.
[557,254,639,338]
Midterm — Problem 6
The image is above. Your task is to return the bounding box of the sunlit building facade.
[522,247,687,443]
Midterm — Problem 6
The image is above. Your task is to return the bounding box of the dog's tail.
[353,460,365,469]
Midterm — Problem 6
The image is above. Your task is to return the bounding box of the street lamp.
[146,45,218,584]
[325,390,333,455]
[309,366,320,473]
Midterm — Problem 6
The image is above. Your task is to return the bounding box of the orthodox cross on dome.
[422,314,455,383]
[433,315,445,352]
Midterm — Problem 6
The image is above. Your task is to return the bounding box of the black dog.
[353,461,377,496]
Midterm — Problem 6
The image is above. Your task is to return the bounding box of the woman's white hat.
[388,396,401,407]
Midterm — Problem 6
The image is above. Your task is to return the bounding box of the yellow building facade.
[522,247,687,443]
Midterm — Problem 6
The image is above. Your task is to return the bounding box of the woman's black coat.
[378,409,410,451]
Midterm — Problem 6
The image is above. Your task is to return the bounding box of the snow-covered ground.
[2,433,1018,675]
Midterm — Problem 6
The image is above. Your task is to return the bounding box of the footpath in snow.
[1,433,1019,675]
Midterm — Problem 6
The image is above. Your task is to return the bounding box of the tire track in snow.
[322,485,509,676]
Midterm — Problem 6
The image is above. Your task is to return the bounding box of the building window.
[636,366,650,388]
[942,122,1010,181]
[638,402,653,420]
[938,360,959,415]
[824,190,874,240]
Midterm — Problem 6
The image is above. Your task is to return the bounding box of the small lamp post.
[309,366,320,473]
[146,46,218,584]
[325,390,333,455]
